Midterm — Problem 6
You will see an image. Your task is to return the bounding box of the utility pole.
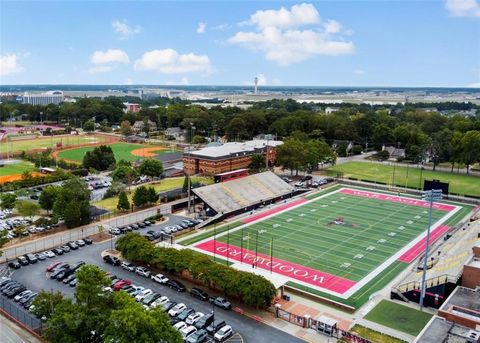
[419,189,443,310]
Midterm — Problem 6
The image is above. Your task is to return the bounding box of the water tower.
[254,76,258,94]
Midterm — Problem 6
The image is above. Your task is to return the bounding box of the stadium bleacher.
[193,171,294,215]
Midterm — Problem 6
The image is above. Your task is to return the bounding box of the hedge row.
[116,233,276,309]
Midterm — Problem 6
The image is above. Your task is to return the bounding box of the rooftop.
[441,286,480,313]
[415,316,479,343]
[187,140,283,159]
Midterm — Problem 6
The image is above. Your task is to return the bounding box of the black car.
[63,274,76,284]
[206,320,227,335]
[55,268,74,281]
[83,237,93,245]
[52,248,64,255]
[6,285,26,298]
[190,287,208,301]
[138,222,146,228]
[166,279,186,292]
[17,256,29,266]
[145,233,155,241]
[103,255,120,266]
[131,224,139,230]
[50,268,67,279]
[8,261,21,269]
[195,313,214,330]
[71,261,86,271]
[25,254,38,264]
[67,242,79,250]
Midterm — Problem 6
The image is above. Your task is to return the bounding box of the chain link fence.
[1,205,171,263]
[0,294,42,332]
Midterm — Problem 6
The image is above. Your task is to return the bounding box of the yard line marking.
[406,220,413,224]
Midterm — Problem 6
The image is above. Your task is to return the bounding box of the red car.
[46,262,64,272]
[112,279,132,291]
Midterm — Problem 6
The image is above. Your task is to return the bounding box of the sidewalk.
[0,314,43,343]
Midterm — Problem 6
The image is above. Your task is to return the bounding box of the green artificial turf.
[328,161,480,197]
[0,160,36,177]
[364,300,432,335]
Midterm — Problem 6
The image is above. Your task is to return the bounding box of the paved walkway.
[0,315,43,343]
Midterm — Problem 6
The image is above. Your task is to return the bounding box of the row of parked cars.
[103,255,234,342]
[0,277,38,311]
[108,220,153,235]
[1,216,60,241]
[46,261,87,287]
[8,238,93,269]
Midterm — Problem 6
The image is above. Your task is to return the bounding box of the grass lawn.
[94,176,213,212]
[57,142,172,163]
[328,161,480,197]
[348,325,407,343]
[2,134,110,153]
[364,300,432,335]
[0,161,36,177]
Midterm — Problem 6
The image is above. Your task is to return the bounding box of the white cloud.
[89,65,113,74]
[0,54,23,76]
[247,3,320,29]
[229,3,354,65]
[323,19,341,33]
[197,22,207,34]
[445,0,480,17]
[112,19,142,39]
[91,49,130,65]
[353,69,365,75]
[134,49,212,74]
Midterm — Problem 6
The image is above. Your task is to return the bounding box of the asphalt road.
[6,215,304,343]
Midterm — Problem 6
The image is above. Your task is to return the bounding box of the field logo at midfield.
[340,188,455,212]
[195,240,356,294]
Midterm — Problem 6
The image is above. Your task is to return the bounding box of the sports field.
[1,134,111,154]
[328,161,480,197]
[56,142,174,163]
[192,187,463,300]
[0,160,38,183]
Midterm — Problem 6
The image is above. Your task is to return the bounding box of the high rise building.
[22,91,64,105]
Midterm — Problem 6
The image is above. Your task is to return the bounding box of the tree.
[104,292,182,343]
[120,120,133,136]
[32,290,66,321]
[39,185,61,213]
[138,159,163,177]
[461,130,480,174]
[0,229,8,258]
[191,135,206,144]
[0,193,16,209]
[132,186,149,207]
[111,165,139,184]
[182,174,190,194]
[276,138,304,175]
[83,145,116,171]
[248,154,265,173]
[53,178,91,228]
[117,191,130,211]
[377,150,390,161]
[15,200,40,220]
[147,187,158,204]
[83,119,95,132]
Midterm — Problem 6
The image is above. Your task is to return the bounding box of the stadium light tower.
[419,189,443,310]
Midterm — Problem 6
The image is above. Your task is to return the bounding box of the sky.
[0,0,479,87]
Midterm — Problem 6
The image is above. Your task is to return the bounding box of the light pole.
[419,189,443,310]
[187,123,195,215]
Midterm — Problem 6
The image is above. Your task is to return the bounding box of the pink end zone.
[195,240,357,294]
[398,225,451,263]
[340,188,456,212]
[242,198,307,224]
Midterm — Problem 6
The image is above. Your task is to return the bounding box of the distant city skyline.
[1,1,479,87]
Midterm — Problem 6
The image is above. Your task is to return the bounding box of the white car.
[14,290,31,302]
[44,250,56,258]
[135,266,151,278]
[173,321,187,331]
[151,273,168,284]
[186,312,204,325]
[214,325,233,342]
[168,303,186,317]
[150,296,169,308]
[134,289,152,302]
[121,261,135,272]
[180,325,197,339]
[294,181,304,188]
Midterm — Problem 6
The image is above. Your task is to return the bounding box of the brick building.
[183,140,283,175]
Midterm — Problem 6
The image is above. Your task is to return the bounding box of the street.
[5,215,304,343]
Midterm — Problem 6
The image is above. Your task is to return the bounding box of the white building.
[22,91,64,105]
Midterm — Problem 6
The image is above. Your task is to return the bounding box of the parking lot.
[2,215,303,343]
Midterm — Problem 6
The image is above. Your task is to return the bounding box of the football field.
[193,187,463,301]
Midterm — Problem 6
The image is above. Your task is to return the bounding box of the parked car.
[83,237,93,245]
[14,290,32,302]
[214,325,233,342]
[61,245,71,253]
[46,262,64,272]
[75,239,85,247]
[8,261,21,269]
[195,313,214,330]
[186,329,208,343]
[112,280,132,291]
[190,287,208,301]
[52,248,64,255]
[150,296,169,308]
[210,296,231,310]
[180,326,197,340]
[67,241,78,250]
[25,254,38,264]
[206,320,227,335]
[186,312,204,325]
[141,293,162,307]
[69,279,77,287]
[167,302,186,316]
[173,321,187,331]
[109,227,121,235]
[63,274,76,284]
[172,308,195,325]
[19,292,37,306]
[161,301,177,312]
[121,261,136,271]
[17,256,29,266]
[166,279,186,292]
[151,273,169,284]
[135,266,151,278]
[103,255,120,266]
[43,250,56,258]
[134,288,153,302]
